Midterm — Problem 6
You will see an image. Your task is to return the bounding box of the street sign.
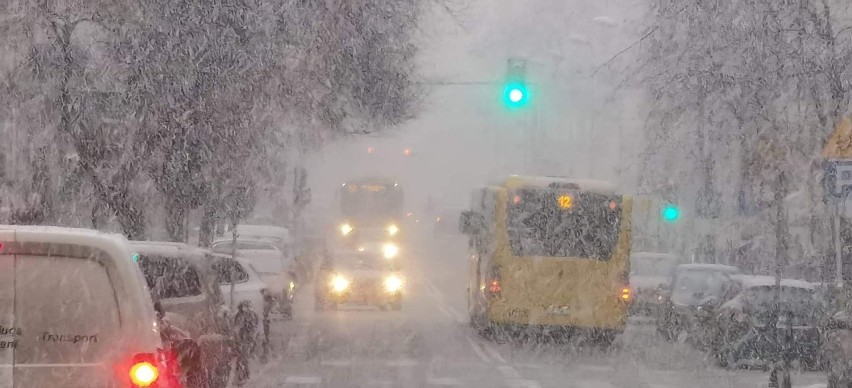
[825,160,852,198]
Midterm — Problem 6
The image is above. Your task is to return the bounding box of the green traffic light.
[661,204,680,222]
[503,83,529,107]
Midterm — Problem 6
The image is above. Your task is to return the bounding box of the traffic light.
[661,204,680,223]
[502,59,529,108]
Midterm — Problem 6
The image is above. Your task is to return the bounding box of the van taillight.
[130,360,159,387]
[620,287,630,302]
[128,350,180,388]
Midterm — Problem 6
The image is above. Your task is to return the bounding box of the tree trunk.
[165,200,188,243]
[198,202,217,248]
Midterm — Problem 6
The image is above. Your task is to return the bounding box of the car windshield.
[670,269,731,306]
[9,0,845,385]
[631,256,679,276]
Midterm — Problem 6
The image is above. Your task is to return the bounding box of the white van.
[0,226,175,388]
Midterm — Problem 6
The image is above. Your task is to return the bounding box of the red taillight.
[126,350,180,388]
[130,361,159,387]
[488,279,501,293]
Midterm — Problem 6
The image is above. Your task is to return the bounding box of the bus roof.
[343,177,399,186]
[497,176,617,194]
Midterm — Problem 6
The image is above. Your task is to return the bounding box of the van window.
[137,255,202,299]
[14,255,121,364]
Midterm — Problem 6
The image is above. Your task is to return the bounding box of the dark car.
[629,252,681,316]
[132,241,237,388]
[656,263,741,344]
[709,275,825,370]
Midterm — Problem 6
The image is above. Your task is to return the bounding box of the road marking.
[481,343,507,364]
[284,376,321,384]
[446,306,466,323]
[574,364,612,372]
[427,377,464,386]
[386,359,418,367]
[506,379,542,388]
[465,337,492,363]
[497,365,521,379]
[320,359,351,366]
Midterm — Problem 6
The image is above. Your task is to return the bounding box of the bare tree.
[638,0,852,273]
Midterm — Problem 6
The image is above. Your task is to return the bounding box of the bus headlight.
[387,224,400,236]
[330,274,350,293]
[339,223,353,236]
[384,275,404,293]
[382,243,399,259]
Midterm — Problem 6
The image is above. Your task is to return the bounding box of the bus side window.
[478,189,496,257]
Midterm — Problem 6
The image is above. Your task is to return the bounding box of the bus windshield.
[507,189,622,259]
[341,184,403,221]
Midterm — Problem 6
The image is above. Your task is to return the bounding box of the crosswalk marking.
[284,375,321,384]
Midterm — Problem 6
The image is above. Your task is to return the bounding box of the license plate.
[545,306,571,316]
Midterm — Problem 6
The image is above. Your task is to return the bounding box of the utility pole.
[769,171,791,388]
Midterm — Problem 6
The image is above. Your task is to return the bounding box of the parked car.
[823,310,852,387]
[629,252,681,316]
[212,238,296,319]
[132,241,235,387]
[709,275,825,370]
[210,254,268,320]
[228,224,294,257]
[0,226,180,387]
[656,263,741,344]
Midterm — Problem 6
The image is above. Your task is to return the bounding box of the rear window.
[631,256,679,276]
[137,255,202,299]
[671,269,731,305]
[12,255,121,364]
[507,189,622,259]
[211,257,250,284]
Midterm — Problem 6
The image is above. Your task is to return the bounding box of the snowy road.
[248,235,826,388]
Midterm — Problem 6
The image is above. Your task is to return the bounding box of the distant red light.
[403,148,412,156]
[609,201,617,210]
[513,195,521,204]
[489,280,501,293]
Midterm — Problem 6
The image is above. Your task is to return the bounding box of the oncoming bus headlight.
[384,274,404,293]
[339,223,353,236]
[387,224,400,236]
[382,243,399,259]
[329,274,350,293]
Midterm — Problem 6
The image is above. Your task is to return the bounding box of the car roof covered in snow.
[631,252,678,260]
[213,238,279,247]
[730,274,818,290]
[675,263,741,273]
[130,241,209,263]
[499,176,617,194]
[0,225,134,263]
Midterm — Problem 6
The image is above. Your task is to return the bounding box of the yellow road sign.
[823,117,852,159]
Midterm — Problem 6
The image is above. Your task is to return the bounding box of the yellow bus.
[461,176,632,344]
